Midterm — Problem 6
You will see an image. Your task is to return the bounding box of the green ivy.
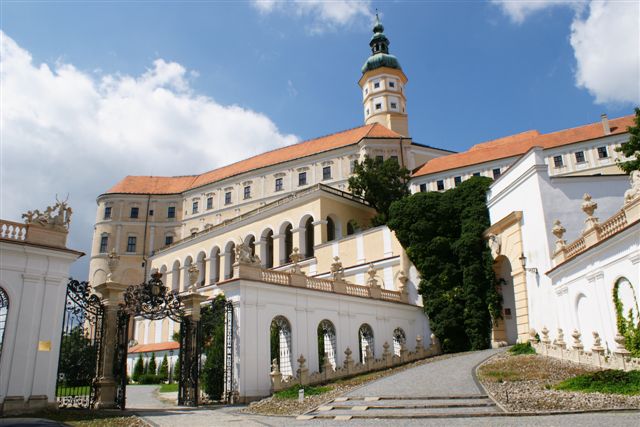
[612,279,640,357]
[388,176,501,353]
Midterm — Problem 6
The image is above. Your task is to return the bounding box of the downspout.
[141,194,151,280]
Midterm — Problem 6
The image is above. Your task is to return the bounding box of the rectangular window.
[206,197,213,210]
[553,155,564,167]
[99,235,108,253]
[148,209,154,216]
[167,206,176,219]
[375,103,382,110]
[373,82,380,89]
[436,180,444,191]
[473,172,480,177]
[454,176,462,187]
[389,81,395,88]
[375,155,384,163]
[103,206,112,220]
[390,102,397,109]
[126,236,137,253]
[225,191,232,205]
[419,183,427,192]
[390,155,399,163]
[192,201,199,214]
[275,177,283,191]
[165,235,174,246]
[130,207,139,218]
[243,186,251,199]
[597,146,608,158]
[575,151,586,163]
[298,172,307,186]
[322,166,331,180]
[492,168,501,179]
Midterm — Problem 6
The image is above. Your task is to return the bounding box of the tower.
[358,14,409,136]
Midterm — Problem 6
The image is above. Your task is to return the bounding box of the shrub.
[158,355,169,382]
[555,370,640,395]
[132,354,144,382]
[509,342,536,355]
[138,374,163,385]
[148,353,158,375]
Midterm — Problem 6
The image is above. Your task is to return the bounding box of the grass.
[509,342,536,355]
[555,369,640,396]
[56,385,90,397]
[273,384,333,399]
[159,383,179,393]
[478,354,589,383]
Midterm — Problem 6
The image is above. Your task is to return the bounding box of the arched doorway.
[317,319,337,371]
[392,327,406,356]
[495,256,517,344]
[270,316,293,377]
[358,323,374,363]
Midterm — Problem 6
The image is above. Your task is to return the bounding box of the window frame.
[99,235,109,253]
[553,155,564,168]
[224,191,232,205]
[454,176,462,187]
[575,151,586,163]
[275,177,284,192]
[597,146,608,159]
[130,207,139,219]
[492,168,501,179]
[243,185,251,200]
[298,171,307,186]
[167,206,176,219]
[126,236,137,253]
[165,235,174,246]
[206,197,213,210]
[322,166,332,181]
[103,206,112,220]
[436,180,444,191]
[192,201,199,214]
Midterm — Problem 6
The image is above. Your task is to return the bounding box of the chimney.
[601,113,611,135]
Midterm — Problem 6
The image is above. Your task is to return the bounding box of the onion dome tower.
[358,13,409,136]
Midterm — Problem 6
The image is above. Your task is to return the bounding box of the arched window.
[327,217,335,242]
[317,320,337,371]
[0,288,8,362]
[358,323,374,363]
[225,242,236,280]
[262,229,274,269]
[347,221,355,236]
[283,224,293,264]
[270,316,293,377]
[171,260,181,291]
[304,217,314,257]
[393,327,406,356]
[246,235,256,257]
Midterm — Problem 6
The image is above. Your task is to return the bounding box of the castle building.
[87,16,638,400]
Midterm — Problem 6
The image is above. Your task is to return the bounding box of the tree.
[388,176,501,353]
[200,294,227,400]
[172,358,180,383]
[148,352,157,375]
[348,156,411,225]
[616,108,640,173]
[158,354,169,382]
[132,354,144,382]
[58,327,98,387]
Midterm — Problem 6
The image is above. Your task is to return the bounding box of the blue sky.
[1,0,638,278]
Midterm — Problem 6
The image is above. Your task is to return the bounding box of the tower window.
[243,186,251,199]
[390,102,397,109]
[597,146,608,158]
[389,81,396,88]
[553,155,564,168]
[165,235,174,246]
[99,235,108,253]
[148,209,154,216]
[126,236,137,253]
[206,197,213,210]
[225,192,232,205]
[275,177,283,191]
[298,172,307,186]
[366,108,370,115]
[492,168,501,179]
[167,206,176,218]
[575,151,586,163]
[454,176,462,187]
[364,88,368,95]
[130,207,139,218]
[436,180,444,191]
[375,103,382,110]
[103,206,112,220]
[322,166,332,181]
[192,201,199,214]
[374,82,380,89]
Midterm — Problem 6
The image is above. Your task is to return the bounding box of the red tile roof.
[105,123,402,195]
[412,115,634,177]
[129,341,180,354]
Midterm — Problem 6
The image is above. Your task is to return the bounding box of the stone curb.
[474,350,510,413]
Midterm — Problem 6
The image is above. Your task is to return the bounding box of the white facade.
[0,227,82,414]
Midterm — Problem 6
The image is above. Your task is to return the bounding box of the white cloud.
[491,0,639,105]
[570,1,640,105]
[252,0,373,33]
[0,31,298,278]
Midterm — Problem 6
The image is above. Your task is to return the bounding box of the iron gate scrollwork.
[114,310,130,409]
[178,317,201,406]
[55,279,104,409]
[223,300,235,403]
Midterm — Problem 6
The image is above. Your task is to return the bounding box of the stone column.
[272,233,285,266]
[93,281,129,409]
[291,227,303,257]
[312,219,327,246]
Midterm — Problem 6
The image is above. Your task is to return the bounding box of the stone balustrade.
[530,327,640,371]
[270,334,441,392]
[551,185,640,266]
[233,258,410,304]
[0,219,28,241]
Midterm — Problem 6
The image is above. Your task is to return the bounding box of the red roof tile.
[105,123,401,195]
[412,115,634,177]
[129,341,179,354]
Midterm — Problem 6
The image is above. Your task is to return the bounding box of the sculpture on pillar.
[289,247,303,274]
[330,256,344,281]
[187,264,199,293]
[106,249,120,282]
[22,195,73,231]
[366,263,380,288]
[624,170,640,203]
[581,193,599,231]
[487,234,501,258]
[551,220,567,253]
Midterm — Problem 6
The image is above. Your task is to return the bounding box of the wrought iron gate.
[178,317,201,406]
[114,310,130,409]
[223,300,235,403]
[55,279,104,408]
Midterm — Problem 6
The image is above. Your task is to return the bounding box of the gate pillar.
[179,291,207,406]
[93,281,129,409]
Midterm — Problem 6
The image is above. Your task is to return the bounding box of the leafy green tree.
[172,358,180,383]
[348,156,411,225]
[148,353,157,375]
[388,176,501,353]
[158,354,169,382]
[201,294,227,400]
[58,327,98,387]
[132,354,144,382]
[616,107,640,173]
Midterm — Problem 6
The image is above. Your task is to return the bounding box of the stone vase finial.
[582,193,599,231]
[330,256,344,281]
[571,329,583,351]
[529,328,538,343]
[614,333,631,355]
[415,335,424,351]
[106,248,120,282]
[592,331,604,353]
[551,220,567,252]
[366,263,379,288]
[382,341,390,356]
[541,326,550,345]
[555,328,566,348]
[297,354,306,369]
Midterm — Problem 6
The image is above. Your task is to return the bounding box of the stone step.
[308,405,501,418]
[339,394,490,401]
[329,397,495,407]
